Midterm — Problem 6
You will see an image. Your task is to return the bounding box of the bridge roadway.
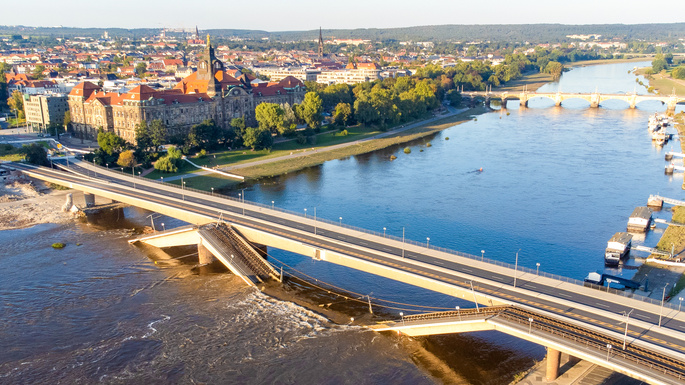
[11,160,685,381]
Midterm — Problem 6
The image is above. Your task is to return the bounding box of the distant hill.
[2,23,684,43]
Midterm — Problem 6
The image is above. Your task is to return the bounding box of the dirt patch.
[0,180,76,230]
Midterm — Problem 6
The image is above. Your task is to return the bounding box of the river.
[1,61,684,384]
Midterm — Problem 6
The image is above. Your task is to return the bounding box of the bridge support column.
[666,101,677,113]
[83,193,95,207]
[501,98,508,109]
[198,243,216,265]
[546,348,561,381]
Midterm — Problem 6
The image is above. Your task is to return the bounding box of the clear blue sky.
[6,0,684,31]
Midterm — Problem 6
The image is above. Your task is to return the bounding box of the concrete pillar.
[198,243,216,265]
[546,348,561,381]
[501,98,508,109]
[83,193,95,207]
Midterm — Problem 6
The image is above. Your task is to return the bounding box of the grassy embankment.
[0,141,50,162]
[648,113,685,296]
[635,68,685,96]
[158,106,487,191]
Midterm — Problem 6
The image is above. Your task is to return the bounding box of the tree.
[187,119,220,150]
[243,127,273,150]
[32,64,46,79]
[300,92,323,129]
[97,130,126,156]
[134,121,152,153]
[149,119,167,150]
[63,110,71,132]
[672,66,685,80]
[135,62,147,77]
[333,102,352,127]
[153,156,178,173]
[652,54,668,73]
[255,103,285,134]
[117,150,136,169]
[22,143,49,166]
[545,61,564,79]
[8,91,24,118]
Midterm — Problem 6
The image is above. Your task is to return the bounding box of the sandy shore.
[0,179,117,231]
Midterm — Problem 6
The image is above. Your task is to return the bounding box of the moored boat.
[605,232,632,266]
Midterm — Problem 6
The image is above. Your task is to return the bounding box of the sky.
[5,0,684,31]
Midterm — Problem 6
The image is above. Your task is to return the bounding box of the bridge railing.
[497,312,685,380]
[68,159,680,312]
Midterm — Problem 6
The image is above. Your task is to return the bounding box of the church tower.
[196,35,224,97]
[318,27,324,58]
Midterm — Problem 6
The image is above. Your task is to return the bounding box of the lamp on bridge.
[383,227,386,237]
[679,297,684,312]
[426,237,430,248]
[481,250,484,261]
[304,208,307,218]
[536,262,541,275]
[455,306,461,321]
[339,217,342,226]
[400,312,404,326]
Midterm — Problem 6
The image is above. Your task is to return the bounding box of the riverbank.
[635,67,685,96]
[167,106,487,190]
[0,180,73,230]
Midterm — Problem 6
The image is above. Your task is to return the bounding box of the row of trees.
[649,53,685,80]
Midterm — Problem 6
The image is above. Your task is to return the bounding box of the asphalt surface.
[12,160,685,366]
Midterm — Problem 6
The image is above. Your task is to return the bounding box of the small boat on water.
[605,232,633,266]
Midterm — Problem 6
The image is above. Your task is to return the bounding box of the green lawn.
[145,125,384,180]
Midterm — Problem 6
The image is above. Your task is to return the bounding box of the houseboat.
[627,206,652,233]
[605,232,632,266]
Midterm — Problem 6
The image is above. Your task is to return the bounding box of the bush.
[403,147,411,154]
[198,149,207,158]
[335,129,349,137]
[295,134,307,145]
[154,156,178,173]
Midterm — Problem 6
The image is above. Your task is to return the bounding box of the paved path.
[158,106,469,182]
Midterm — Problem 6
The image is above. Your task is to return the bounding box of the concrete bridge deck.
[464,91,685,110]
[11,160,685,384]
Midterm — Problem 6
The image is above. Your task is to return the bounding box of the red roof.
[69,81,102,98]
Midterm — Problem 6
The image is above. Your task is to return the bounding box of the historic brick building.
[67,37,306,143]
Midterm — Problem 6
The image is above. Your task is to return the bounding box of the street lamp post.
[211,187,214,196]
[161,223,165,232]
[679,297,684,312]
[339,216,342,225]
[659,283,670,327]
[400,312,405,326]
[481,250,484,261]
[241,188,245,215]
[622,309,633,350]
[271,200,274,209]
[161,176,163,183]
[468,280,479,311]
[383,227,386,237]
[402,227,405,258]
[121,167,124,174]
[536,262,540,275]
[304,208,307,218]
[426,237,430,248]
[513,249,521,288]
[132,167,136,188]
[528,317,533,334]
[456,306,461,321]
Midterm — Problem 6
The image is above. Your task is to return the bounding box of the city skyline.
[5,0,685,32]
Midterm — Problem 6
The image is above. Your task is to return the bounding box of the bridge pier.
[501,98,508,109]
[198,242,216,265]
[546,348,561,381]
[83,193,95,208]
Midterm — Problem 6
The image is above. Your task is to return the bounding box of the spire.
[318,27,323,58]
[195,25,199,39]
